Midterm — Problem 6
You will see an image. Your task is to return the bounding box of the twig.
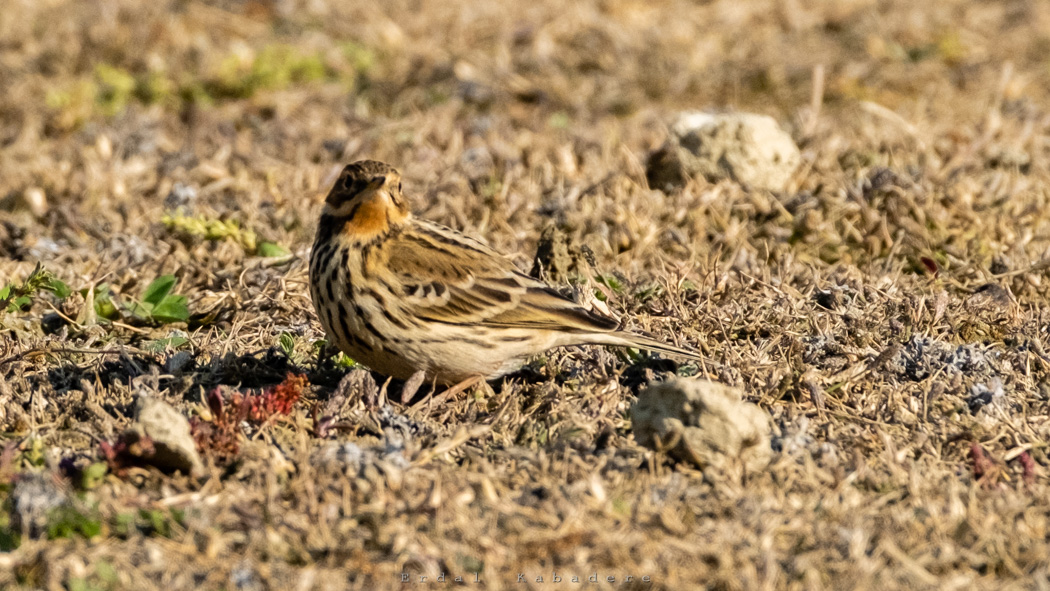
[412,425,491,466]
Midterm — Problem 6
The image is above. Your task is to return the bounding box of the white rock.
[22,187,48,218]
[649,112,801,192]
[631,378,772,475]
[130,396,204,476]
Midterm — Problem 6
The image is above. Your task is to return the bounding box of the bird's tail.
[585,331,722,372]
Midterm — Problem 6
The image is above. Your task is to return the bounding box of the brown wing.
[377,221,618,333]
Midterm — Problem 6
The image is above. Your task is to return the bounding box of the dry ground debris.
[3,0,1050,589]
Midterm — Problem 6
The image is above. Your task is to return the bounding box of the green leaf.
[548,111,571,129]
[141,275,177,306]
[144,336,190,353]
[0,285,10,300]
[635,283,663,303]
[46,278,72,299]
[95,296,119,320]
[140,509,171,537]
[78,516,102,539]
[279,332,296,357]
[0,527,20,551]
[151,295,189,323]
[23,437,46,466]
[46,506,102,540]
[86,284,118,320]
[79,462,108,490]
[257,241,290,257]
[334,352,357,368]
[125,300,154,320]
[10,293,31,312]
[594,274,623,292]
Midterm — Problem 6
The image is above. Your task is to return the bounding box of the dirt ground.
[2,0,1050,589]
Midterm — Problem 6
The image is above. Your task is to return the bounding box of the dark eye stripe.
[341,176,367,192]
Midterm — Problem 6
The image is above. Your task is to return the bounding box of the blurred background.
[1,0,1045,267]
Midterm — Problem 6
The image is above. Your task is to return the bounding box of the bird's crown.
[327,160,402,207]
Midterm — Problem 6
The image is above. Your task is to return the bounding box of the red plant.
[99,433,156,477]
[1018,451,1037,486]
[238,373,308,423]
[190,373,308,463]
[969,443,1006,488]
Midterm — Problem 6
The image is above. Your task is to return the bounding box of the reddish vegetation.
[1018,451,1037,486]
[99,434,156,478]
[969,444,1037,488]
[246,373,309,421]
[190,373,308,462]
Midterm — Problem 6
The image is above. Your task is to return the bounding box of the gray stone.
[129,396,204,476]
[631,378,772,475]
[648,112,801,192]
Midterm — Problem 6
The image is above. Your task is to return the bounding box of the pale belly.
[320,307,540,384]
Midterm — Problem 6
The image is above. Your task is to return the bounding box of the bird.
[309,160,711,392]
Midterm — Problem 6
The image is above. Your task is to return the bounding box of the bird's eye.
[398,182,402,192]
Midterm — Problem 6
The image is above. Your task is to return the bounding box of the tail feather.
[584,330,722,372]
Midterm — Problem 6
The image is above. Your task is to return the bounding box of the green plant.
[46,505,103,540]
[279,332,297,358]
[86,275,190,325]
[144,335,190,353]
[257,241,290,257]
[593,274,624,292]
[21,437,47,468]
[94,64,136,117]
[162,211,289,257]
[0,263,70,315]
[0,444,19,551]
[333,352,357,369]
[84,283,119,321]
[125,275,190,324]
[634,282,664,303]
[341,41,377,74]
[209,44,330,100]
[313,339,358,369]
[111,508,184,540]
[162,212,258,251]
[77,462,108,490]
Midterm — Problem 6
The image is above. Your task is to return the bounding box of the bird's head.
[321,160,410,241]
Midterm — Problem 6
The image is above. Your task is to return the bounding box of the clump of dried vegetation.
[2,0,1050,589]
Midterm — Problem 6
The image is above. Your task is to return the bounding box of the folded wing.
[379,223,619,333]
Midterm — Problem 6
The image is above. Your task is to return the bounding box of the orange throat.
[342,200,403,242]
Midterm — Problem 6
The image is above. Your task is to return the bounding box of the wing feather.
[375,222,618,333]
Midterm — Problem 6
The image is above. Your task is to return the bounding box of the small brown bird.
[309,160,708,389]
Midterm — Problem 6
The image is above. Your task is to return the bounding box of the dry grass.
[2,0,1050,589]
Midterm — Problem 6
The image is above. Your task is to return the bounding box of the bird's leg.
[441,374,484,399]
[399,369,427,404]
[412,374,483,410]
